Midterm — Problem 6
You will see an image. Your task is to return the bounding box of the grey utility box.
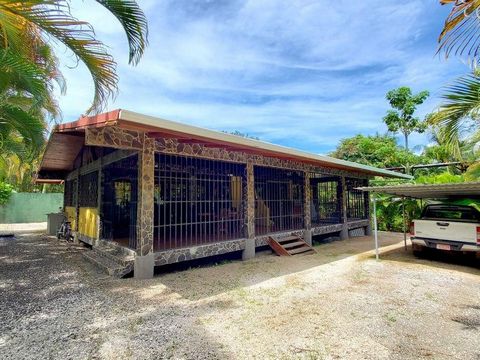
[47,213,64,236]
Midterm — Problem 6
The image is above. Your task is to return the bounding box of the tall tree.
[0,0,148,113]
[383,87,430,150]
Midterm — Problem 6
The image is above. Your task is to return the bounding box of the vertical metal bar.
[373,194,379,261]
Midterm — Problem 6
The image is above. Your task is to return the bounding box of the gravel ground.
[1,232,479,360]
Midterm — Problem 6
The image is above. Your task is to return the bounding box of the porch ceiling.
[36,132,84,180]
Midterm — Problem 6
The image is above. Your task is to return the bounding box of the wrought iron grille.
[310,175,342,226]
[154,153,246,251]
[254,166,304,235]
[78,171,98,207]
[101,155,138,249]
[64,179,77,207]
[346,178,368,220]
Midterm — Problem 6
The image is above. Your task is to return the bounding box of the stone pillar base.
[242,238,255,260]
[365,223,373,236]
[304,229,312,246]
[340,224,349,240]
[134,252,154,279]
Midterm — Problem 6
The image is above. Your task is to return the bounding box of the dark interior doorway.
[102,155,138,249]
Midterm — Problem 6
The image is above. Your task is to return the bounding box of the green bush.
[0,182,14,205]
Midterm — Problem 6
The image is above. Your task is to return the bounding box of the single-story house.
[36,109,409,278]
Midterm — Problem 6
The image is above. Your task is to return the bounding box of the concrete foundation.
[242,238,255,260]
[304,229,312,246]
[134,252,154,279]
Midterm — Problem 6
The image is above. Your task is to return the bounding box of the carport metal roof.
[357,181,480,199]
[356,181,480,261]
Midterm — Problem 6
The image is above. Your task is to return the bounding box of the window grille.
[346,178,368,220]
[254,166,304,235]
[154,153,246,251]
[64,179,77,207]
[79,171,98,207]
[310,176,341,226]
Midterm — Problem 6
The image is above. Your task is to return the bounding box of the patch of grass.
[424,292,438,302]
[384,312,397,324]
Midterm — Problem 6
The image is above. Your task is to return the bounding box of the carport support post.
[373,194,379,261]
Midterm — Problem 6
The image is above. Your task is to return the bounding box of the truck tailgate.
[414,219,477,243]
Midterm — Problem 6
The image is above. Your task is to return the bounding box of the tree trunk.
[404,133,409,151]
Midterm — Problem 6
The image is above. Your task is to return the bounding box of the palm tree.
[0,0,148,113]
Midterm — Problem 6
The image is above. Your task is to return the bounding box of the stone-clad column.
[242,159,255,260]
[303,172,312,246]
[340,176,349,240]
[134,135,155,279]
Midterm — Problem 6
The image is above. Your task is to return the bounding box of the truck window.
[422,206,480,222]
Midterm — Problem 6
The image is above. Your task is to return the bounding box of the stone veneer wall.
[84,125,373,261]
[154,239,246,266]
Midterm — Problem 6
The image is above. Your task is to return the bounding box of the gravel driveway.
[1,232,479,359]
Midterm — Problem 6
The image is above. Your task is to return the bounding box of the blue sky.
[58,0,470,154]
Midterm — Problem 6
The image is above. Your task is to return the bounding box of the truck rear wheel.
[412,244,424,258]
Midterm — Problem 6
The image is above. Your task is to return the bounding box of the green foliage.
[329,134,426,169]
[374,195,421,232]
[0,181,14,205]
[383,87,429,150]
[415,172,464,184]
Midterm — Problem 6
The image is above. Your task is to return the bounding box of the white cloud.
[54,0,468,153]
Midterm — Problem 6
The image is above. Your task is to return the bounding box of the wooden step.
[288,246,315,255]
[283,241,305,249]
[277,236,301,244]
[268,234,316,256]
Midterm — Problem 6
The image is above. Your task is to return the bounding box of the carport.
[357,181,480,260]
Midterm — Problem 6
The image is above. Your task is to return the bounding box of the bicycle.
[57,212,73,242]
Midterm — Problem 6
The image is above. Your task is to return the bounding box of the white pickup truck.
[411,204,480,255]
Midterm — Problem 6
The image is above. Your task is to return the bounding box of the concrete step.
[93,246,134,267]
[82,250,133,278]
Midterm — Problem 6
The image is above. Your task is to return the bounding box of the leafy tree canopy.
[329,134,426,169]
[383,86,429,150]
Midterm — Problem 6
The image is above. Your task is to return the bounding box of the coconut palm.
[0,0,148,113]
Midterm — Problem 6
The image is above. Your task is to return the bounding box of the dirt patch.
[1,232,479,359]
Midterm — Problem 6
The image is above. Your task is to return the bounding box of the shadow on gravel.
[1,234,234,359]
[109,234,405,303]
[379,244,480,275]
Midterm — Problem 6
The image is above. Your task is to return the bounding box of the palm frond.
[439,0,480,62]
[95,0,148,65]
[0,48,50,104]
[0,102,45,156]
[1,0,118,113]
[429,74,480,143]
